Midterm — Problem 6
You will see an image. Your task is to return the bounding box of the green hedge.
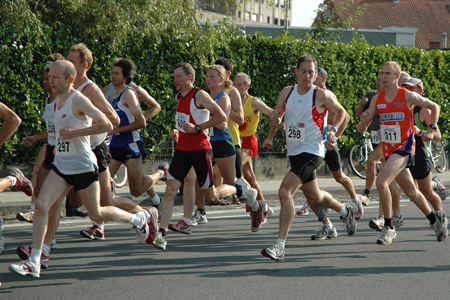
[1,26,449,164]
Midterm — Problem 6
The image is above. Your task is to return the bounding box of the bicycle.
[349,132,382,179]
[431,140,446,173]
[112,164,128,188]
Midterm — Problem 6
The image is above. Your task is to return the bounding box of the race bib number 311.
[380,124,401,144]
[287,122,305,142]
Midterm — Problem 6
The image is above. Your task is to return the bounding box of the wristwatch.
[329,125,338,133]
[429,124,437,130]
[195,125,202,133]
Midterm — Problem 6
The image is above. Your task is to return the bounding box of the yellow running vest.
[227,87,241,146]
[240,96,260,138]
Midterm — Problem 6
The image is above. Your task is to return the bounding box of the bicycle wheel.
[432,141,446,173]
[113,165,128,188]
[349,144,369,179]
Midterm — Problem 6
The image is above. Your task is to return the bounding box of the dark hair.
[112,58,136,85]
[45,53,65,72]
[174,62,196,83]
[296,54,317,69]
[215,58,234,73]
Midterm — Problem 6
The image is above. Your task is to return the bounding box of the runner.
[0,102,31,255]
[401,77,447,219]
[154,62,260,251]
[103,57,162,205]
[234,72,273,201]
[9,60,158,278]
[355,72,403,231]
[261,55,359,261]
[308,67,365,240]
[358,61,447,245]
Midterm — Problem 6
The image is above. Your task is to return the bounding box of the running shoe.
[261,242,285,261]
[169,220,192,234]
[311,225,338,240]
[145,207,159,244]
[9,260,40,278]
[153,232,167,251]
[369,216,384,231]
[16,207,34,223]
[158,162,169,182]
[376,226,396,245]
[318,205,331,221]
[431,211,448,242]
[296,202,312,216]
[191,210,208,226]
[262,204,274,225]
[340,203,357,236]
[9,167,33,196]
[30,238,57,250]
[0,217,4,254]
[432,175,448,201]
[134,209,151,243]
[235,178,257,203]
[352,195,365,221]
[251,200,266,232]
[16,246,49,269]
[80,224,105,240]
[392,215,404,228]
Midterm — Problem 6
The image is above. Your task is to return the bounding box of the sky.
[291,0,323,27]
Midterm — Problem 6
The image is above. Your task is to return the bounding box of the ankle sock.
[8,176,17,187]
[384,218,393,229]
[276,238,285,249]
[183,217,192,225]
[427,212,437,224]
[338,205,348,218]
[363,188,370,197]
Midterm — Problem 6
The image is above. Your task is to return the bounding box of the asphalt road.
[1,196,449,299]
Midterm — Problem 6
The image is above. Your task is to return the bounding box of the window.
[274,18,278,25]
[267,16,270,23]
[245,12,250,20]
[280,19,285,26]
[238,10,241,18]
[259,14,263,22]
[252,13,257,21]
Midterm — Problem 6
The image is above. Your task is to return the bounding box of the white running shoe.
[9,260,40,278]
[369,216,385,231]
[377,226,396,245]
[134,209,151,243]
[296,202,312,216]
[352,195,365,221]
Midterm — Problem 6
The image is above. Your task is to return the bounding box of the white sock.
[30,248,42,266]
[338,205,348,218]
[276,238,286,249]
[248,199,259,212]
[151,194,161,206]
[183,217,192,225]
[324,222,333,229]
[432,181,437,189]
[129,214,142,228]
[42,243,51,257]
[96,223,104,231]
[8,176,17,187]
[158,169,165,178]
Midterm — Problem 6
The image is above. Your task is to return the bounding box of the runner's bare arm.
[109,89,146,135]
[406,92,440,142]
[83,84,120,126]
[0,102,21,147]
[133,85,161,120]
[183,90,226,133]
[59,95,112,139]
[418,106,441,141]
[229,89,244,126]
[357,93,378,134]
[263,87,290,148]
[23,131,49,148]
[252,97,273,117]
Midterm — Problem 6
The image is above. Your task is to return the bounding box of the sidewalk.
[1,170,449,214]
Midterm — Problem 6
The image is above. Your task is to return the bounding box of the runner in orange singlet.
[359,61,447,245]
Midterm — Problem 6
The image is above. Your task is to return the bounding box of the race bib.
[46,118,56,140]
[371,130,382,144]
[287,122,305,142]
[56,134,76,156]
[380,124,401,144]
[175,112,190,133]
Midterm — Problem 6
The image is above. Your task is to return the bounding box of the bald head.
[52,60,77,80]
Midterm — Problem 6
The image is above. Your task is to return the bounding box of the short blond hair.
[235,72,251,86]
[384,61,401,75]
[70,43,93,70]
[209,65,232,90]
